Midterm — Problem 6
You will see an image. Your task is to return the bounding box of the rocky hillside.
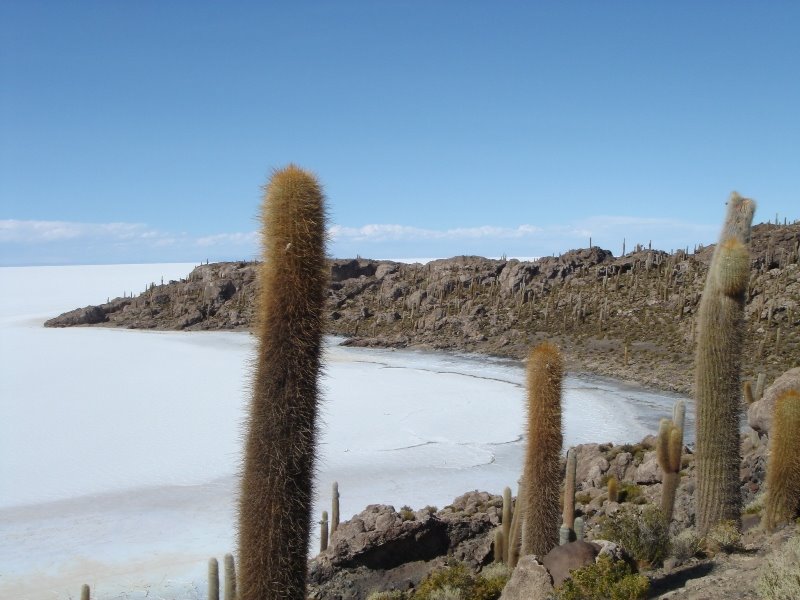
[46,222,800,393]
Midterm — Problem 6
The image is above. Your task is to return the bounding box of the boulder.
[499,555,554,600]
[747,367,800,435]
[542,541,600,587]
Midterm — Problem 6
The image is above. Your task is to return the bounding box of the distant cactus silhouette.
[521,342,563,556]
[763,389,800,530]
[694,192,755,535]
[320,511,329,553]
[237,165,328,600]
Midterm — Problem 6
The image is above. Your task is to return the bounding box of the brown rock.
[499,555,555,600]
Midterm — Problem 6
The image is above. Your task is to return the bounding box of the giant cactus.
[694,192,755,535]
[521,342,564,556]
[237,165,327,600]
[763,389,800,530]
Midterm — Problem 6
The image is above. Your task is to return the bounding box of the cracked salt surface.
[0,264,691,599]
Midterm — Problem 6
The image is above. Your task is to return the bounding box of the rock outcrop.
[44,223,800,395]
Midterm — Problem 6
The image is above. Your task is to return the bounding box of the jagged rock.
[747,367,800,435]
[499,555,554,600]
[634,452,662,484]
[44,305,108,326]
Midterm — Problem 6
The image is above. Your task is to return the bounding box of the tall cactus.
[209,557,220,600]
[521,342,564,556]
[657,417,683,523]
[694,192,755,535]
[237,165,328,600]
[763,389,800,530]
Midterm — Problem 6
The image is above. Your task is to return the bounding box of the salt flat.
[0,264,691,600]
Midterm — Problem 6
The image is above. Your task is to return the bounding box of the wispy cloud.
[0,216,722,266]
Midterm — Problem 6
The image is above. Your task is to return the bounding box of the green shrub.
[744,493,766,515]
[704,520,742,553]
[757,536,800,600]
[411,562,508,600]
[670,528,702,561]
[594,505,670,566]
[575,492,593,505]
[555,555,649,600]
[400,505,416,522]
[618,482,643,504]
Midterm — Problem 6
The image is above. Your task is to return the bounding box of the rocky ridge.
[46,222,800,393]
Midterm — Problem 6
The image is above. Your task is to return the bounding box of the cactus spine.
[237,165,328,600]
[224,553,237,600]
[563,447,577,533]
[521,343,564,556]
[209,557,220,600]
[331,481,340,539]
[763,389,800,530]
[694,192,755,535]
[501,486,512,562]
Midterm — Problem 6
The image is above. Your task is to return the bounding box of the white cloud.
[0,219,162,244]
[328,223,544,242]
[195,232,258,247]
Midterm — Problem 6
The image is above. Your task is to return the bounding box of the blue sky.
[1,1,798,266]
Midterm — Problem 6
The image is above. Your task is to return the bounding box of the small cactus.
[508,480,524,568]
[607,476,619,503]
[494,527,505,564]
[209,557,220,600]
[320,511,329,552]
[563,447,577,532]
[763,389,800,530]
[501,486,512,563]
[559,524,570,546]
[224,553,237,600]
[331,481,340,538]
[574,517,585,542]
[657,413,684,523]
[81,584,90,600]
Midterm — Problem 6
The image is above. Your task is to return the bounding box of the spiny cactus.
[331,481,340,539]
[237,165,328,600]
[559,524,570,546]
[521,342,564,556]
[494,527,505,564]
[81,584,90,600]
[508,480,524,568]
[694,192,755,535]
[743,380,755,405]
[224,553,237,600]
[763,389,800,530]
[563,447,577,534]
[574,516,585,541]
[657,410,684,523]
[209,557,220,600]
[501,486,512,563]
[607,476,619,503]
[320,511,329,553]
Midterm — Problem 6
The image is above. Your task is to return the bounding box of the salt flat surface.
[0,264,691,600]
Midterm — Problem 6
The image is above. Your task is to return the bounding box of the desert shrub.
[368,592,408,600]
[575,492,593,505]
[411,562,507,600]
[670,528,702,561]
[744,493,766,515]
[595,505,670,566]
[756,535,800,600]
[618,482,644,504]
[704,520,742,553]
[400,505,416,521]
[555,555,649,600]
